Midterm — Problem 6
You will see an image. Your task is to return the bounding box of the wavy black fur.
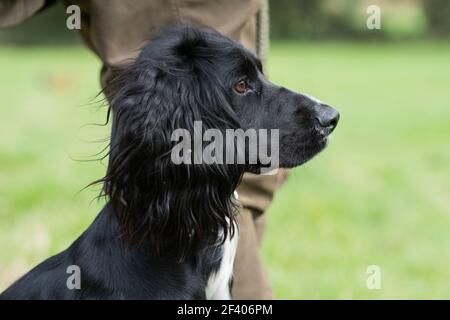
[99,27,245,262]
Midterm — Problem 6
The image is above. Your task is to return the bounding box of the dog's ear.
[98,36,242,262]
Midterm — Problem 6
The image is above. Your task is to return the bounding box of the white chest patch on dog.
[205,192,239,300]
[205,226,238,300]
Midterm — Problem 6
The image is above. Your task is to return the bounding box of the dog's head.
[100,25,339,260]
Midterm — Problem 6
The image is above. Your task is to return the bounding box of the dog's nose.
[315,104,339,133]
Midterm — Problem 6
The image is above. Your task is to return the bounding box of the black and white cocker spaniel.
[1,25,339,300]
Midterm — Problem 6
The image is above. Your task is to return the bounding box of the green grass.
[0,42,449,299]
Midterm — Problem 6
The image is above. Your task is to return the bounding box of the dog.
[0,25,339,299]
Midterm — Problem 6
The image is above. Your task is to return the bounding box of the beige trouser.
[0,0,289,299]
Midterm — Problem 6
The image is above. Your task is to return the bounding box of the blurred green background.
[0,0,449,298]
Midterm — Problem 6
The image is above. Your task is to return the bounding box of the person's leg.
[233,170,290,299]
[232,207,272,299]
[70,0,288,299]
[0,0,46,28]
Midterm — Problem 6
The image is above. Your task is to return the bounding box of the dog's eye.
[234,79,249,94]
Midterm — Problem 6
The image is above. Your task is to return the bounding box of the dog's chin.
[243,136,330,175]
[280,136,329,169]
